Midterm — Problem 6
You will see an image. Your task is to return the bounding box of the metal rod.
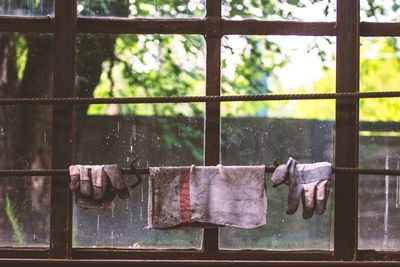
[0,91,398,105]
[1,166,400,177]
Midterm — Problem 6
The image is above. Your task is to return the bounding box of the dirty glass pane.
[0,0,54,16]
[221,36,336,95]
[0,176,51,247]
[361,0,399,22]
[360,37,400,93]
[76,34,205,104]
[0,106,51,248]
[220,100,334,250]
[358,98,400,251]
[222,0,336,21]
[77,0,205,18]
[0,33,53,248]
[73,103,204,248]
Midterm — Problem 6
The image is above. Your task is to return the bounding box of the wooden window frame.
[0,0,400,265]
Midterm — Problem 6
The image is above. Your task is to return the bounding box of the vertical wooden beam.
[49,0,77,259]
[334,0,360,261]
[203,0,222,254]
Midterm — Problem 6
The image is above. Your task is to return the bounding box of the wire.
[0,91,399,105]
[1,166,400,176]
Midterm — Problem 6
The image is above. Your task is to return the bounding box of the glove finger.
[79,166,92,198]
[103,164,129,199]
[271,164,289,187]
[315,180,329,214]
[69,175,80,190]
[286,183,302,214]
[69,165,80,190]
[302,181,319,219]
[91,166,108,200]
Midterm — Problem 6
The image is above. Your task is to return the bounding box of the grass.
[4,193,25,246]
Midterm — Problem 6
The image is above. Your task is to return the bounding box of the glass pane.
[77,0,205,18]
[0,33,53,247]
[76,34,205,107]
[361,0,399,22]
[222,0,336,21]
[0,176,51,247]
[220,100,334,250]
[0,107,52,248]
[360,37,400,93]
[358,98,400,251]
[221,36,336,95]
[73,103,204,248]
[0,0,54,16]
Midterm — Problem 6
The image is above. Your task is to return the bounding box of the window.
[0,0,400,265]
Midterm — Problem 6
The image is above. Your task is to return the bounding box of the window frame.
[0,0,400,265]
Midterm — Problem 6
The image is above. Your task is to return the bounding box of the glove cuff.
[297,162,332,184]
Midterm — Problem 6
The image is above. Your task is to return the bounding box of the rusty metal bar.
[0,16,54,32]
[1,167,399,178]
[0,248,48,258]
[334,0,360,261]
[78,17,335,36]
[49,0,76,259]
[1,258,400,266]
[1,15,400,38]
[71,248,333,261]
[77,17,208,34]
[203,0,222,254]
[0,91,398,105]
[222,20,336,36]
[360,22,400,36]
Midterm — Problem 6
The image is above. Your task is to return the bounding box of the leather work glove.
[69,164,129,210]
[271,157,332,219]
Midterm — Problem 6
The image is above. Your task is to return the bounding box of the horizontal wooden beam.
[73,249,333,261]
[1,259,400,266]
[0,16,54,33]
[1,17,400,37]
[77,17,208,34]
[222,20,336,36]
[360,22,400,36]
[0,248,48,258]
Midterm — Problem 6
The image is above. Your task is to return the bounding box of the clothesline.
[1,166,400,176]
[0,91,399,105]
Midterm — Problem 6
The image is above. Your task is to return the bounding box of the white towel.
[148,164,267,229]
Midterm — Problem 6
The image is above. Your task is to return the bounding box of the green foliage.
[291,38,400,122]
[16,34,28,81]
[4,193,25,246]
[78,0,205,18]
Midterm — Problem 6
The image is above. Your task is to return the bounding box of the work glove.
[271,157,332,219]
[69,164,129,210]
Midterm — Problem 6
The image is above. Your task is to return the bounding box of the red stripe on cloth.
[180,168,191,223]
